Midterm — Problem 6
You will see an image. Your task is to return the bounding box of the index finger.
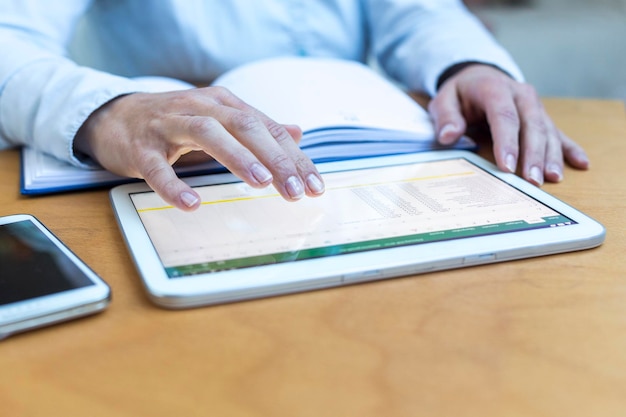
[482,90,521,175]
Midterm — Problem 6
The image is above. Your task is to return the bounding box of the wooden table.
[1,99,625,417]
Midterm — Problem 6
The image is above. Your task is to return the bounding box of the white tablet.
[110,150,605,309]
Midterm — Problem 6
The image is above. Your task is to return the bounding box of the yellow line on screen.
[136,171,474,213]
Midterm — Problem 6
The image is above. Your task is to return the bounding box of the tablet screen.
[129,158,574,278]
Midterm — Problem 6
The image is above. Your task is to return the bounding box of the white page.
[212,57,435,136]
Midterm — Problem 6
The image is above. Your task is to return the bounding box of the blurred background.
[465,0,626,102]
[70,1,626,103]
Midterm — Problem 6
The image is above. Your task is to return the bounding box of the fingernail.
[575,151,591,168]
[181,191,200,208]
[438,123,457,144]
[285,176,305,200]
[529,166,543,186]
[306,174,325,195]
[505,154,517,173]
[547,163,563,182]
[251,163,273,185]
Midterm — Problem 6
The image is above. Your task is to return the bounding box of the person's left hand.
[428,64,589,186]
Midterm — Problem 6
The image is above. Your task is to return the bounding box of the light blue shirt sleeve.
[0,1,193,167]
[366,0,524,93]
[0,0,523,168]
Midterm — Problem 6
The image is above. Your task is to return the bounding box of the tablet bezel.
[110,150,605,308]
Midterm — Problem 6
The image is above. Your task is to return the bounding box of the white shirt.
[0,0,522,167]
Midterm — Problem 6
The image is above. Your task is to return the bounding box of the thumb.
[282,124,303,144]
[428,88,467,145]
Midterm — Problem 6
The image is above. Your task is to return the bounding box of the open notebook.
[21,57,473,195]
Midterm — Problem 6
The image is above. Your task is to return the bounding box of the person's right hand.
[74,86,326,211]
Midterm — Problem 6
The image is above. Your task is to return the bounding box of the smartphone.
[0,214,111,340]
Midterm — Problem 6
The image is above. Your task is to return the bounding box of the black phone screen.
[0,220,94,305]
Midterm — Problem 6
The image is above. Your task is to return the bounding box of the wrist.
[436,61,511,90]
[73,94,130,165]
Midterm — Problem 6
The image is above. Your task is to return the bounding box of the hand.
[74,86,325,211]
[428,64,589,185]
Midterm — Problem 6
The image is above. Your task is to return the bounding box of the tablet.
[110,150,605,309]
